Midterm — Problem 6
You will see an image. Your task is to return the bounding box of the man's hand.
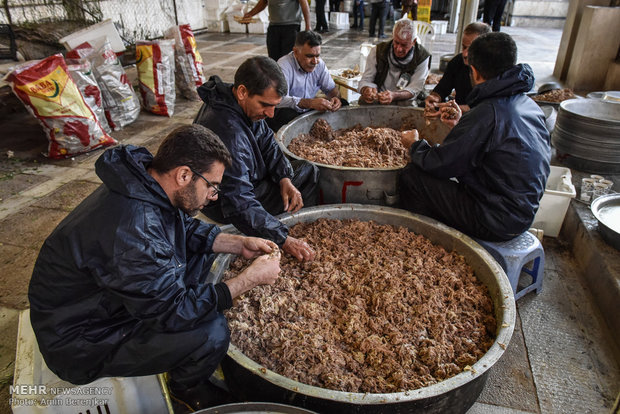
[305,98,334,112]
[424,92,441,117]
[329,96,341,111]
[377,90,394,105]
[225,251,281,298]
[360,86,378,104]
[239,236,278,259]
[438,100,462,128]
[401,129,419,149]
[283,236,315,261]
[280,178,303,213]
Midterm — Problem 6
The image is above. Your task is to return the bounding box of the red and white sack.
[165,24,206,100]
[6,54,116,159]
[136,39,176,116]
[68,38,140,131]
[66,59,111,133]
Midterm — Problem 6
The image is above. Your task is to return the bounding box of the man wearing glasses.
[195,56,319,262]
[29,125,282,411]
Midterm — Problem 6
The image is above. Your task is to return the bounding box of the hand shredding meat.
[224,219,497,394]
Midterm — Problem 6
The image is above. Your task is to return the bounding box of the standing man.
[243,0,311,62]
[484,0,509,32]
[359,18,430,106]
[399,32,551,242]
[29,125,282,412]
[315,0,329,33]
[368,0,390,38]
[351,0,365,30]
[425,22,491,115]
[267,31,345,132]
[195,56,319,262]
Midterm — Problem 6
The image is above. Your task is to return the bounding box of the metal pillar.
[454,0,479,54]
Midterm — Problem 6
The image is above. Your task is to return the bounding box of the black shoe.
[351,24,358,28]
[379,34,388,39]
[358,26,364,31]
[168,380,232,412]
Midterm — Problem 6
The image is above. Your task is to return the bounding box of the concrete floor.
[0,21,619,414]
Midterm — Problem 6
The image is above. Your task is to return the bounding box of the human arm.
[358,46,378,102]
[409,106,494,178]
[283,235,315,261]
[280,177,303,212]
[401,129,419,149]
[437,100,462,129]
[424,91,442,117]
[212,232,277,258]
[299,0,311,30]
[398,56,429,101]
[223,251,281,298]
[377,89,414,104]
[243,0,267,18]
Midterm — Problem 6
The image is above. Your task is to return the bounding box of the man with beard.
[267,30,346,132]
[195,56,319,262]
[359,18,430,106]
[399,32,551,242]
[29,125,282,411]
[424,22,491,115]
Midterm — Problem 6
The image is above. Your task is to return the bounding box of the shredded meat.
[225,219,497,394]
[532,88,576,103]
[289,124,409,168]
[309,118,335,142]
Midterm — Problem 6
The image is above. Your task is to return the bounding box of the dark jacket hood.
[95,145,171,211]
[197,75,251,126]
[467,63,535,107]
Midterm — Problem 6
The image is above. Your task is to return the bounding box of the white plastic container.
[531,166,576,237]
[329,69,361,103]
[329,12,350,30]
[359,43,373,73]
[59,19,125,53]
[431,20,448,35]
[11,310,171,414]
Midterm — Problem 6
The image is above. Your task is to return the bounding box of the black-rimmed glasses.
[190,168,220,197]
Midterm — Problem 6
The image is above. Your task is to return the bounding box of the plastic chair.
[475,231,545,300]
[412,20,435,67]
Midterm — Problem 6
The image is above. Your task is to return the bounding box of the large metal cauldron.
[209,205,516,414]
[276,106,450,206]
[552,99,620,173]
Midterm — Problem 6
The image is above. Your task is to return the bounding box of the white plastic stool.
[475,231,545,300]
[12,310,172,414]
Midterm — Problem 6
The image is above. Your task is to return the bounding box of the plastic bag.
[164,24,206,100]
[136,39,176,116]
[66,59,111,133]
[6,54,116,159]
[68,38,141,130]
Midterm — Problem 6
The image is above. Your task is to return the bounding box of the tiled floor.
[0,22,618,414]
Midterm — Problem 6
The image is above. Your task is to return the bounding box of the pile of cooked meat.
[225,219,497,394]
[288,120,409,168]
[531,88,576,103]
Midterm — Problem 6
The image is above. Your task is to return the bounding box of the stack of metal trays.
[551,99,620,173]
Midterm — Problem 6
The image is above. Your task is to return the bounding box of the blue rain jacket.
[196,76,293,245]
[28,145,224,382]
[409,64,551,235]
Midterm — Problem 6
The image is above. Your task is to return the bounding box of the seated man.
[399,32,551,242]
[29,125,282,411]
[425,22,491,115]
[195,56,319,261]
[267,30,347,133]
[359,18,430,106]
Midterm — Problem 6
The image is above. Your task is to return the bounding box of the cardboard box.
[531,166,576,237]
[59,19,125,53]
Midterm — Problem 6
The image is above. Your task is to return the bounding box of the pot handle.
[366,189,400,205]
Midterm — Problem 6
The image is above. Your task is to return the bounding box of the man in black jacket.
[195,56,319,261]
[424,22,490,115]
[29,125,282,411]
[399,32,551,241]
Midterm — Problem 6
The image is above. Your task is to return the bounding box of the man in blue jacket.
[195,56,319,262]
[399,32,551,241]
[29,125,282,411]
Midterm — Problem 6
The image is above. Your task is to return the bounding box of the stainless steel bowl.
[591,194,620,250]
[195,402,318,414]
[276,106,450,206]
[210,204,516,414]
